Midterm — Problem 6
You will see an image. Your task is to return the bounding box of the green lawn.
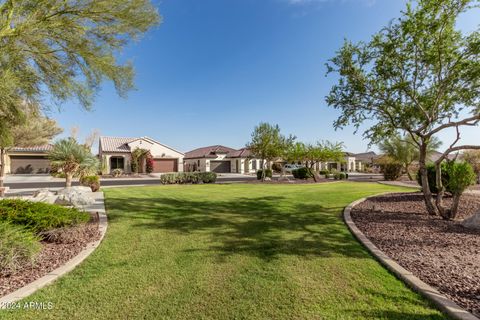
[1,182,445,319]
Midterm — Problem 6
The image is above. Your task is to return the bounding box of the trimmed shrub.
[80,175,100,192]
[198,172,217,184]
[418,162,475,194]
[292,167,312,180]
[446,161,476,194]
[111,168,123,177]
[159,172,217,185]
[257,169,273,180]
[0,221,41,273]
[319,170,330,175]
[334,172,348,180]
[0,199,90,234]
[381,163,403,181]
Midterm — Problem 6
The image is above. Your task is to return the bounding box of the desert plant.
[0,221,41,273]
[376,156,403,181]
[417,163,451,194]
[80,175,100,192]
[257,169,272,180]
[48,138,99,187]
[111,169,124,177]
[0,199,90,234]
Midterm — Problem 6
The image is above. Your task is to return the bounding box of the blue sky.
[50,0,479,153]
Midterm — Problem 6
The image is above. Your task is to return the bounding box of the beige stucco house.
[99,136,184,174]
[184,145,264,174]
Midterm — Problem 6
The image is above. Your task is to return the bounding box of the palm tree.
[48,138,99,187]
[378,134,442,180]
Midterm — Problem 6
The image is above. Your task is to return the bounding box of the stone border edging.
[344,196,479,320]
[0,192,108,306]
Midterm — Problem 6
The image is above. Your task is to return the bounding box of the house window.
[252,160,257,170]
[110,157,124,171]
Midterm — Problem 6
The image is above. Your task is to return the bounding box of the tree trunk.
[65,173,73,188]
[0,148,6,197]
[418,143,438,216]
[405,163,413,181]
[434,161,447,218]
[261,158,266,182]
[449,192,462,220]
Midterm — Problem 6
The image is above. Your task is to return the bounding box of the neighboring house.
[353,151,380,172]
[2,145,53,174]
[99,136,184,174]
[313,152,360,172]
[184,145,264,174]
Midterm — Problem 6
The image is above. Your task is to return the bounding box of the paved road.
[5,173,384,190]
[5,175,257,190]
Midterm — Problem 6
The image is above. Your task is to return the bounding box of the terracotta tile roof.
[99,136,136,153]
[228,148,253,158]
[184,145,237,159]
[10,145,53,153]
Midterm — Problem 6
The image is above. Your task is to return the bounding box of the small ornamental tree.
[48,138,99,188]
[246,123,295,181]
[326,0,480,219]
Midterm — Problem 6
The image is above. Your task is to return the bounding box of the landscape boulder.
[462,212,480,230]
[55,187,94,208]
[31,188,58,204]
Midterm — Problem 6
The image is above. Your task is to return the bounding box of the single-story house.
[99,136,184,174]
[2,145,53,174]
[184,145,264,174]
[353,151,380,172]
[312,152,360,172]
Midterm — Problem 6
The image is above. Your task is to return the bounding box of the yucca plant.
[48,138,99,187]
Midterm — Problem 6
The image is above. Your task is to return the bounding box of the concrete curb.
[344,196,479,320]
[377,181,421,189]
[0,192,108,306]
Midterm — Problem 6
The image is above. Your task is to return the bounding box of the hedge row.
[160,172,217,184]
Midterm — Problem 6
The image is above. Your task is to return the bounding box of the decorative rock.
[264,177,272,181]
[55,187,94,208]
[31,189,58,204]
[56,186,92,195]
[462,212,480,230]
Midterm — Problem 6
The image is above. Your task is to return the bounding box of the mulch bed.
[351,192,480,317]
[0,222,101,297]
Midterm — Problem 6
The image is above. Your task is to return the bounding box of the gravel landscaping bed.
[351,192,480,317]
[0,222,101,297]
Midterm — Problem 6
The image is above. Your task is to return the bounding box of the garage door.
[10,156,51,174]
[153,159,178,173]
[210,161,231,173]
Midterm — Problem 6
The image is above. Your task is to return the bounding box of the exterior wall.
[185,157,264,174]
[184,158,208,172]
[101,153,132,174]
[128,139,184,172]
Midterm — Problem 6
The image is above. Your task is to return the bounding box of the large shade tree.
[0,104,62,196]
[326,0,480,219]
[0,0,160,113]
